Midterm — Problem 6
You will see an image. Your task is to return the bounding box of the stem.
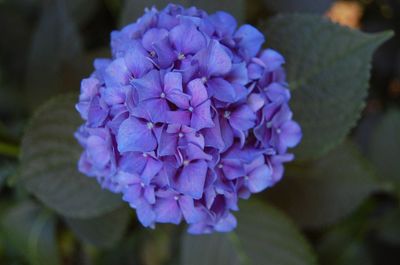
[0,141,19,158]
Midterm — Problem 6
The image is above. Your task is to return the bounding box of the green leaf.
[65,207,131,248]
[1,201,60,265]
[20,94,122,218]
[263,0,333,13]
[370,109,400,191]
[264,14,393,160]
[266,142,379,228]
[25,0,84,110]
[181,234,241,265]
[66,0,99,27]
[375,208,400,245]
[120,0,245,26]
[181,200,317,265]
[317,202,374,265]
[0,160,17,188]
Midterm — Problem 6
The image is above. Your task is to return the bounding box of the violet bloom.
[75,4,302,234]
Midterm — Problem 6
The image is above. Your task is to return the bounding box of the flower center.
[244,175,249,180]
[266,122,272,128]
[183,160,190,166]
[178,132,184,138]
[142,153,148,157]
[276,128,281,134]
[160,92,166,98]
[149,51,156,57]
[147,122,154,129]
[224,111,231,119]
[218,164,223,169]
[178,53,185,60]
[140,182,145,187]
[201,77,208,84]
[188,106,194,112]
[174,195,179,201]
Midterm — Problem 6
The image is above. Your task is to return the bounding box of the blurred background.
[0,0,399,264]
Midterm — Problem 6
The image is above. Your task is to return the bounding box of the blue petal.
[195,40,232,77]
[154,198,182,224]
[169,21,206,55]
[136,200,156,228]
[247,164,272,193]
[117,117,157,153]
[234,24,265,59]
[191,100,214,130]
[131,70,162,102]
[206,78,236,102]
[176,160,208,199]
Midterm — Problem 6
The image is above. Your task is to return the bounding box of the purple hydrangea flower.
[75,4,302,234]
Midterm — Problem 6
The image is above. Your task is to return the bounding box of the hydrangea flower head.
[75,4,302,234]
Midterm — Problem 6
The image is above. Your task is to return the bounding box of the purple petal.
[153,37,176,68]
[86,135,110,168]
[187,78,208,107]
[225,63,248,85]
[87,97,108,127]
[155,198,182,224]
[230,105,256,131]
[247,164,272,193]
[144,186,156,204]
[117,117,157,153]
[209,11,237,38]
[124,43,154,78]
[221,159,245,180]
[141,157,163,184]
[195,40,232,77]
[135,99,169,123]
[179,195,206,223]
[158,129,179,156]
[79,78,100,101]
[280,120,302,148]
[185,143,212,161]
[260,49,285,72]
[214,213,237,232]
[191,100,214,130]
[219,118,234,152]
[234,24,264,59]
[164,72,183,93]
[206,78,236,102]
[132,70,162,102]
[176,160,208,199]
[247,93,265,112]
[203,114,225,151]
[166,110,191,125]
[136,200,156,228]
[142,28,169,52]
[169,22,206,55]
[104,58,131,87]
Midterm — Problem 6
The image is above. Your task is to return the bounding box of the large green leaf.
[375,208,400,245]
[317,202,374,265]
[181,200,316,265]
[65,207,131,248]
[0,201,60,265]
[370,109,400,192]
[264,14,393,160]
[66,0,99,26]
[26,0,84,110]
[266,142,379,228]
[19,94,122,218]
[120,0,245,26]
[181,234,242,265]
[263,0,333,13]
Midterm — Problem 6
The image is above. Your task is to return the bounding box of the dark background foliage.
[0,0,399,264]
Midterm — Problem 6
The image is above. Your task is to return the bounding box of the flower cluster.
[75,4,301,234]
